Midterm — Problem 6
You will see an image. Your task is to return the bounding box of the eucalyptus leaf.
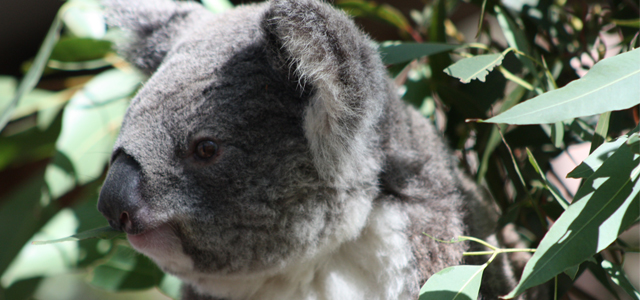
[2,210,79,286]
[504,140,640,299]
[526,148,569,210]
[0,14,62,131]
[568,126,638,179]
[484,48,640,125]
[419,265,484,300]
[0,176,48,276]
[48,69,142,198]
[379,42,459,65]
[90,245,165,291]
[32,226,123,245]
[201,0,233,14]
[590,112,611,153]
[159,274,183,300]
[602,260,640,300]
[494,6,536,76]
[444,53,505,83]
[61,1,106,39]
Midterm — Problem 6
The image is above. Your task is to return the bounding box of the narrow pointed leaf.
[444,53,505,83]
[504,139,640,299]
[419,265,484,300]
[32,226,123,245]
[379,42,459,65]
[568,126,638,179]
[526,148,569,209]
[484,48,640,125]
[590,111,611,153]
[602,260,640,300]
[494,6,536,76]
[0,15,62,131]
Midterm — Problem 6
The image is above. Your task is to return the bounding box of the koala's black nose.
[97,152,146,235]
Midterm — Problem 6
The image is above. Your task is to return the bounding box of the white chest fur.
[183,203,415,300]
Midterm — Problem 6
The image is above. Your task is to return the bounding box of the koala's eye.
[195,140,219,159]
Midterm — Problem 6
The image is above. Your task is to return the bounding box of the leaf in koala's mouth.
[32,226,124,245]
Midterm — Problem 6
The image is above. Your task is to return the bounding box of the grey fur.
[97,0,544,299]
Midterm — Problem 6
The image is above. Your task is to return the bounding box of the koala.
[97,0,537,299]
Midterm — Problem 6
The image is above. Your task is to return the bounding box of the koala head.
[97,0,393,285]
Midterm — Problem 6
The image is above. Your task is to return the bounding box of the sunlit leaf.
[587,260,622,300]
[568,127,638,178]
[504,139,640,299]
[61,1,106,39]
[0,14,62,131]
[45,69,142,198]
[2,210,79,285]
[602,260,640,300]
[484,49,640,125]
[419,265,484,300]
[201,0,233,14]
[444,53,506,83]
[32,226,123,245]
[590,111,611,153]
[379,42,459,65]
[159,274,183,300]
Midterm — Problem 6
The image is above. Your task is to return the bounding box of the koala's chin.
[97,0,543,299]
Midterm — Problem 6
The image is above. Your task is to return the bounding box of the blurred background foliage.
[0,0,638,299]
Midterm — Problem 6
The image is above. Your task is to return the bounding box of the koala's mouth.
[127,223,180,253]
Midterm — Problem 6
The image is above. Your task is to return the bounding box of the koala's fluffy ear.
[263,0,388,184]
[101,0,200,74]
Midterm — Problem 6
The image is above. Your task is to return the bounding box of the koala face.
[97,0,387,280]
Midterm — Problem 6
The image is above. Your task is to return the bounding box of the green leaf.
[159,273,182,300]
[444,53,506,83]
[551,121,564,149]
[0,175,48,276]
[90,245,164,291]
[627,132,639,154]
[3,277,43,300]
[612,19,640,28]
[587,259,622,300]
[0,14,62,131]
[504,139,640,299]
[32,226,123,245]
[338,1,412,34]
[45,69,141,198]
[590,111,611,153]
[476,85,527,182]
[419,265,484,300]
[379,42,459,65]
[563,263,580,280]
[61,1,106,39]
[2,209,80,286]
[526,148,569,210]
[483,48,640,125]
[201,0,233,14]
[569,118,595,142]
[568,127,638,179]
[601,260,640,300]
[49,38,112,62]
[494,6,536,76]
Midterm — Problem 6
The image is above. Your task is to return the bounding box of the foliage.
[0,0,638,299]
